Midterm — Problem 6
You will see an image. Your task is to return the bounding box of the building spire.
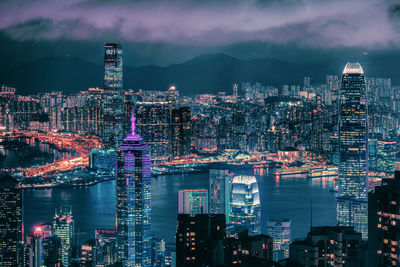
[131,106,136,135]
[124,105,142,141]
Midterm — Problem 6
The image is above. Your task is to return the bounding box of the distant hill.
[1,53,399,95]
[0,56,103,95]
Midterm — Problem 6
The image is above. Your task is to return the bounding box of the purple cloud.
[0,0,399,48]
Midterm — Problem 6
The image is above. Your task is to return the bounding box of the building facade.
[337,63,368,239]
[368,170,400,266]
[178,189,209,216]
[209,169,231,223]
[0,175,23,267]
[53,208,74,267]
[171,106,192,158]
[289,226,364,267]
[267,218,291,261]
[135,101,170,163]
[176,214,225,267]
[94,229,116,266]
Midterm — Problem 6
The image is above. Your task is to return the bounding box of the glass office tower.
[229,175,261,235]
[116,107,151,267]
[104,43,123,93]
[102,43,124,148]
[337,63,368,239]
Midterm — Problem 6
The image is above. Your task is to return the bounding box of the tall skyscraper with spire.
[337,63,368,239]
[116,107,152,266]
[102,42,124,148]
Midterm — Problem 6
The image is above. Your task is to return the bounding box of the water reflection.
[24,172,337,243]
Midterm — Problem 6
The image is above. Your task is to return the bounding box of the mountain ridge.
[0,53,398,95]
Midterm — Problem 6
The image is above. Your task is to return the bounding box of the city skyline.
[1,1,400,264]
[1,47,400,265]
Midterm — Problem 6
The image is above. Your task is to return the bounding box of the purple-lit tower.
[116,108,151,267]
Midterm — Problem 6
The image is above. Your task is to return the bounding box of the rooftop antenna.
[310,199,313,233]
[131,106,136,136]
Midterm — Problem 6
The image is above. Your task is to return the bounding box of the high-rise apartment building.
[135,101,170,163]
[43,236,62,266]
[289,226,364,266]
[171,106,191,158]
[94,229,116,266]
[178,189,209,216]
[0,174,23,267]
[304,76,311,88]
[368,170,400,266]
[233,83,238,97]
[176,214,225,267]
[225,231,273,265]
[209,169,231,223]
[116,107,152,266]
[53,208,74,267]
[337,63,368,239]
[267,218,291,261]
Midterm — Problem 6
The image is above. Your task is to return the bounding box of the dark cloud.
[0,0,398,67]
[389,4,400,16]
[0,0,398,47]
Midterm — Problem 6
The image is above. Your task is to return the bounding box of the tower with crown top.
[116,107,151,266]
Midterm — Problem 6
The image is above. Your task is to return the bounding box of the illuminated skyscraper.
[104,43,123,93]
[116,107,151,267]
[337,63,368,239]
[376,140,396,174]
[102,43,124,148]
[171,106,192,158]
[229,175,261,235]
[0,175,23,267]
[166,86,177,108]
[303,76,311,88]
[53,207,74,267]
[209,169,231,223]
[28,226,46,267]
[233,83,238,97]
[178,189,208,216]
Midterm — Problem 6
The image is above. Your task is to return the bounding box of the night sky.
[0,0,399,67]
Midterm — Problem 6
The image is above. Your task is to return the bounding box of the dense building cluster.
[2,41,400,267]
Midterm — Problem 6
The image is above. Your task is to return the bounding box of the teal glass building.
[337,63,368,239]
